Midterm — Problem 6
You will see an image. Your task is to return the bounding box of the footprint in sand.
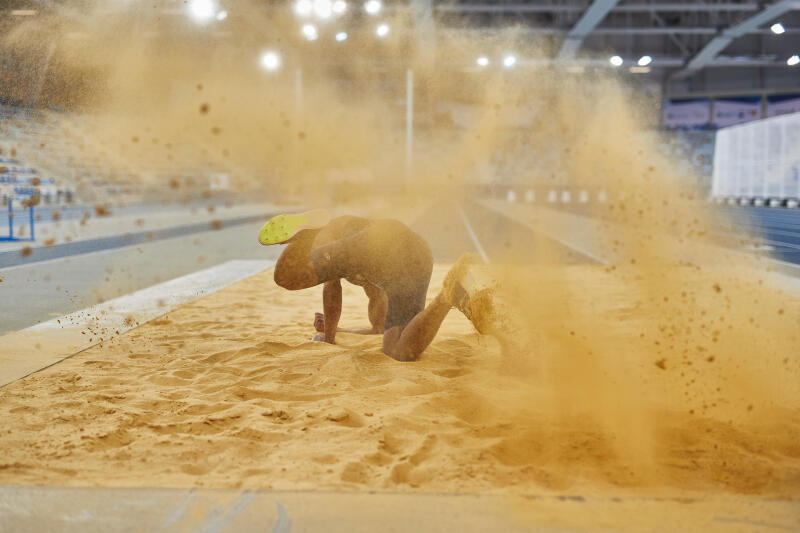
[172,369,199,380]
[389,435,438,486]
[324,408,364,428]
[340,461,370,484]
[312,454,340,465]
[180,463,211,475]
[127,353,156,360]
[363,451,394,467]
[377,433,408,456]
[9,405,37,414]
[276,372,311,383]
[199,349,239,364]
[83,428,134,451]
[432,368,470,379]
[179,402,234,416]
[254,340,294,354]
[146,374,191,386]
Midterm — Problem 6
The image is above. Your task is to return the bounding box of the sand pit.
[1,263,798,505]
[1,1,799,530]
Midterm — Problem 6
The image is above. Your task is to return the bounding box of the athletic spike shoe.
[257,209,330,245]
[442,252,480,305]
[467,288,496,335]
[443,253,495,334]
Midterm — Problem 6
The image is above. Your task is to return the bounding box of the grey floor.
[0,220,281,335]
[0,201,596,335]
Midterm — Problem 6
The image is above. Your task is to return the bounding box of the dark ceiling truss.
[435,3,767,14]
[671,0,800,78]
[435,1,800,76]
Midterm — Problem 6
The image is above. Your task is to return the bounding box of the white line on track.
[0,241,147,271]
[0,259,274,388]
[29,259,275,332]
[457,204,489,264]
[0,220,260,272]
[517,221,610,265]
[475,199,610,265]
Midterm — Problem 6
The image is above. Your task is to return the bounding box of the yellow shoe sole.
[257,209,330,245]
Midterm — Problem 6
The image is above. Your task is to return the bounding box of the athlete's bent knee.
[382,327,418,362]
[274,269,305,290]
[383,347,418,362]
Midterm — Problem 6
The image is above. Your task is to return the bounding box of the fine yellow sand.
[0,264,798,501]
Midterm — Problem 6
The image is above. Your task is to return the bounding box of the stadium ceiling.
[437,0,800,86]
[2,0,798,93]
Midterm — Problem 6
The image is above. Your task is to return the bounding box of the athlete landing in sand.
[258,210,490,362]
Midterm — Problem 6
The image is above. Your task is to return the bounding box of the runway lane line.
[457,204,489,264]
[0,213,273,269]
[475,200,610,265]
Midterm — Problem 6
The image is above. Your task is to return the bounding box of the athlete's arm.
[322,279,342,344]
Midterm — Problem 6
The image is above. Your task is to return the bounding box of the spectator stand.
[0,192,36,242]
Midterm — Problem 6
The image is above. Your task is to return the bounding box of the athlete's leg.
[382,292,451,362]
[382,253,489,362]
[364,283,388,333]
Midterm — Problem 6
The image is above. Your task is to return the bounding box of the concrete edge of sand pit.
[0,484,797,533]
[0,259,275,388]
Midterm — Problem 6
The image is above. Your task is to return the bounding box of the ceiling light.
[788,55,800,66]
[771,23,785,35]
[10,10,37,16]
[609,55,623,67]
[295,0,313,17]
[302,24,318,40]
[336,31,348,41]
[502,54,517,68]
[332,0,347,14]
[637,55,652,66]
[188,0,215,22]
[476,56,489,67]
[364,0,381,15]
[216,10,227,20]
[313,0,332,19]
[260,51,281,71]
[376,23,389,37]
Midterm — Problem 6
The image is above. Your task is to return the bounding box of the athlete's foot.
[443,253,495,334]
[442,252,481,305]
[258,209,330,245]
[465,288,496,334]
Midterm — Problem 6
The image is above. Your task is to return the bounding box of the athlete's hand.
[314,312,325,332]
